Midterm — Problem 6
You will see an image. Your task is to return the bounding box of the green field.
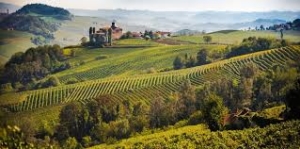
[0,30,35,63]
[173,30,300,45]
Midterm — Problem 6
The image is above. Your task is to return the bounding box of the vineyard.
[90,120,300,149]
[1,45,299,112]
[55,44,226,83]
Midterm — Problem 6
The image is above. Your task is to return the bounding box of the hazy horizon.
[1,0,300,12]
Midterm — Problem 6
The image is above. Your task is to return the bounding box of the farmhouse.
[89,21,123,46]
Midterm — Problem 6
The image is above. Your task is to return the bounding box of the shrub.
[173,56,184,70]
[0,83,14,94]
[95,55,108,60]
[145,67,157,74]
[82,136,92,147]
[65,78,79,84]
[188,111,203,125]
[203,35,212,43]
[46,76,60,87]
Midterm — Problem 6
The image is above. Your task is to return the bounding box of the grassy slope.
[90,120,300,149]
[55,44,226,83]
[0,16,109,63]
[52,16,108,46]
[1,45,299,130]
[0,30,35,63]
[0,15,154,64]
[173,30,300,45]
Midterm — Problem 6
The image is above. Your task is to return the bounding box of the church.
[89,21,123,46]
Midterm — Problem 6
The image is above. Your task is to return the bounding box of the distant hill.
[173,29,201,36]
[16,3,71,20]
[0,2,20,13]
[189,19,289,32]
[69,8,300,32]
[0,4,72,38]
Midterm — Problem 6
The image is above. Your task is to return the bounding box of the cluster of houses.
[88,21,171,46]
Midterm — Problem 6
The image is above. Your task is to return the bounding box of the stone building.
[89,21,123,46]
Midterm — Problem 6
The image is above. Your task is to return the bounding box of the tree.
[292,18,300,30]
[237,77,254,108]
[260,25,265,30]
[80,37,88,46]
[92,122,110,143]
[203,35,212,43]
[149,96,165,128]
[94,95,120,123]
[185,55,197,68]
[280,28,284,40]
[0,125,34,149]
[62,137,80,149]
[46,76,60,87]
[285,78,300,119]
[109,119,131,139]
[252,74,272,110]
[130,102,149,132]
[178,80,196,119]
[196,48,208,66]
[201,93,228,131]
[0,83,14,94]
[57,102,88,141]
[124,31,133,38]
[89,27,93,35]
[173,56,184,70]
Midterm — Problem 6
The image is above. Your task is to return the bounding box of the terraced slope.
[2,45,299,112]
[55,45,225,83]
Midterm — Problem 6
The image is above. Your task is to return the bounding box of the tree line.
[173,48,210,70]
[0,45,70,93]
[226,36,289,58]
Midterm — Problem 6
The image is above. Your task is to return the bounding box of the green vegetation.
[226,36,288,58]
[0,45,69,92]
[0,30,35,62]
[173,30,300,44]
[285,78,300,119]
[0,4,72,39]
[1,45,299,112]
[201,94,228,131]
[90,120,300,149]
[203,35,212,43]
[16,4,71,19]
[1,25,300,148]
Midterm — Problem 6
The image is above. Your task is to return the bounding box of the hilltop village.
[88,21,171,47]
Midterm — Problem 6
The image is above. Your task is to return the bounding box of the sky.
[1,0,300,12]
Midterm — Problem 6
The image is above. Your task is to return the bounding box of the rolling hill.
[0,3,72,38]
[0,31,299,148]
[70,8,300,32]
[1,45,299,113]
